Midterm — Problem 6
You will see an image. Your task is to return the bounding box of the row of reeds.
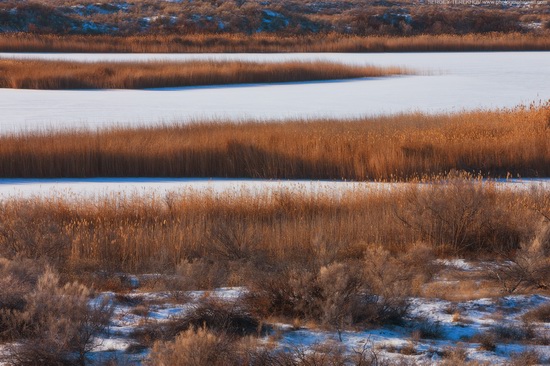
[0,105,548,180]
[0,59,407,90]
[1,33,550,53]
[0,179,547,274]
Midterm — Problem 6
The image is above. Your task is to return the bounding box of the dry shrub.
[508,350,541,366]
[0,258,45,342]
[0,267,112,366]
[0,258,43,312]
[490,324,533,342]
[147,327,241,366]
[472,331,497,352]
[286,341,401,366]
[317,262,374,335]
[175,259,230,291]
[441,346,468,365]
[396,177,528,255]
[409,318,444,340]
[134,297,260,347]
[470,323,533,353]
[486,240,550,294]
[173,298,260,337]
[487,193,550,293]
[246,247,415,329]
[149,333,400,366]
[362,246,415,324]
[522,303,550,323]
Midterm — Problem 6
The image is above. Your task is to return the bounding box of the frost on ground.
[86,263,550,365]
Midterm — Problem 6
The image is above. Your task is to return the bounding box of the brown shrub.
[508,350,541,366]
[147,327,241,366]
[472,332,497,352]
[174,259,230,291]
[134,297,260,347]
[470,323,532,353]
[246,248,414,329]
[1,266,112,365]
[0,258,43,311]
[395,177,529,255]
[149,332,399,366]
[522,303,550,323]
[441,346,468,364]
[485,241,550,294]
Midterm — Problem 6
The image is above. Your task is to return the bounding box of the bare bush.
[471,332,497,352]
[362,246,414,324]
[246,248,414,330]
[508,350,541,366]
[147,327,241,366]
[134,297,260,347]
[149,333,400,366]
[396,177,525,255]
[175,259,230,291]
[1,267,112,366]
[485,240,550,294]
[410,318,444,340]
[317,262,375,338]
[441,346,468,365]
[522,303,550,323]
[470,323,532,353]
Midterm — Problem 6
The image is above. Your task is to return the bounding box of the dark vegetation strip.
[1,33,550,53]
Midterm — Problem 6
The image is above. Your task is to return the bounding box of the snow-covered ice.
[0,178,548,201]
[0,178,400,200]
[1,52,549,133]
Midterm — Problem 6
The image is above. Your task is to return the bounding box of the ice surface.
[0,178,548,201]
[0,52,549,133]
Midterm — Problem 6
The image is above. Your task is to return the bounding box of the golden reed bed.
[0,59,407,89]
[0,106,548,180]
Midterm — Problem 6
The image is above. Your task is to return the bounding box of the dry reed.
[0,181,543,274]
[0,106,548,180]
[0,59,405,90]
[1,33,550,53]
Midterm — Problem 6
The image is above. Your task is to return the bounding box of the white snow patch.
[0,178,547,201]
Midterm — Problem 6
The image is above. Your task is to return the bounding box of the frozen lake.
[1,52,549,133]
[0,178,548,201]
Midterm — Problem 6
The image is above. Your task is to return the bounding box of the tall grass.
[0,59,406,90]
[1,106,548,180]
[0,181,544,274]
[1,33,550,53]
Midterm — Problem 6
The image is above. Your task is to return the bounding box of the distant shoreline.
[2,33,550,53]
